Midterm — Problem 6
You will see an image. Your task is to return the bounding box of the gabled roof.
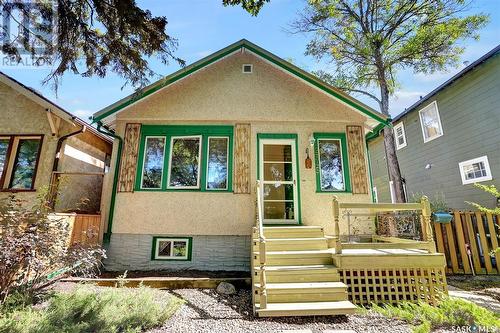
[393,44,500,122]
[0,71,111,143]
[91,39,389,126]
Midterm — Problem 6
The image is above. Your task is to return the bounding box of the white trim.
[154,238,189,260]
[458,155,493,185]
[317,138,346,191]
[242,64,253,73]
[389,181,396,203]
[140,136,166,189]
[206,136,229,190]
[167,135,202,189]
[393,122,407,150]
[419,101,443,143]
[259,138,299,224]
[372,186,378,203]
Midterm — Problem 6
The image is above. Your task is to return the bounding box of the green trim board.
[151,236,193,261]
[256,133,302,224]
[92,39,389,125]
[313,132,351,193]
[135,125,234,192]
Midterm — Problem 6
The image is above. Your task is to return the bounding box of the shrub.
[370,297,500,333]
[0,191,105,305]
[0,286,183,333]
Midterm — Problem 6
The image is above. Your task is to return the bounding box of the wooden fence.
[434,211,500,275]
[68,214,102,246]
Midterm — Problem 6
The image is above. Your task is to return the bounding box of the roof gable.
[92,39,388,126]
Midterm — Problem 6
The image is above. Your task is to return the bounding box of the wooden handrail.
[255,180,267,309]
[338,202,422,211]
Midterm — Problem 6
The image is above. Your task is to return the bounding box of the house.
[367,44,500,210]
[0,72,113,243]
[92,40,447,316]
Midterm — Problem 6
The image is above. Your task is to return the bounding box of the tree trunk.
[379,78,406,203]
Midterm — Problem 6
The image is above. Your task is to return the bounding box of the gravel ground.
[149,289,412,333]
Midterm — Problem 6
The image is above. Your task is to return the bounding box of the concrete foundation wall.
[104,233,251,272]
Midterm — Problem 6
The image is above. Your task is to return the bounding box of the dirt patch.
[447,275,500,291]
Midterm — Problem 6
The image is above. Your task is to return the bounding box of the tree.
[0,0,266,90]
[288,0,488,202]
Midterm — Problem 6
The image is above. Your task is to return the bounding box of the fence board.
[475,212,493,274]
[487,213,500,272]
[453,211,472,274]
[70,214,101,246]
[433,224,446,256]
[444,222,459,273]
[465,212,483,274]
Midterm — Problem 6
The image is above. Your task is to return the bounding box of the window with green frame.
[135,125,233,192]
[313,133,351,192]
[151,236,193,261]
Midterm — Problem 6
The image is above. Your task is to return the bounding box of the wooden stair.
[252,226,356,317]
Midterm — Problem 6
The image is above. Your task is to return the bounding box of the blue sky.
[2,0,499,121]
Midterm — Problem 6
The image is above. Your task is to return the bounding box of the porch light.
[308,134,315,147]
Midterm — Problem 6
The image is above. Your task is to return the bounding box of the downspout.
[96,122,123,244]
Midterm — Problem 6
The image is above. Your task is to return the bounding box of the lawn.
[0,285,183,333]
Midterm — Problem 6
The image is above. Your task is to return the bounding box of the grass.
[0,286,184,333]
[447,275,500,291]
[368,297,500,333]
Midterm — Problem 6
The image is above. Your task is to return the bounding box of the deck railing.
[332,195,435,254]
[255,180,267,309]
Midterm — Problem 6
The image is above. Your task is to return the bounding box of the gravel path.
[149,289,412,333]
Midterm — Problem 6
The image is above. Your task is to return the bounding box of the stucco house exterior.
[368,44,500,210]
[92,39,390,272]
[0,72,113,241]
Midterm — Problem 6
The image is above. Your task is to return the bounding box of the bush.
[369,297,500,333]
[0,286,183,333]
[0,191,105,305]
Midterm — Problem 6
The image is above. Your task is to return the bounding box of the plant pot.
[433,211,453,223]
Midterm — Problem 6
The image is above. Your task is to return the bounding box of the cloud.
[389,90,426,117]
[72,109,94,120]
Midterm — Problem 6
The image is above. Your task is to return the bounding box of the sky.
[2,0,499,121]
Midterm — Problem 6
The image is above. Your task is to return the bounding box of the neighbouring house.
[368,44,500,210]
[0,71,113,244]
[93,40,447,316]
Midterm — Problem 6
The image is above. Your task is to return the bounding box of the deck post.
[332,196,342,254]
[259,239,267,309]
[421,196,436,253]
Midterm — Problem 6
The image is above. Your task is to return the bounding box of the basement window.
[242,64,253,73]
[152,237,192,261]
[459,156,492,185]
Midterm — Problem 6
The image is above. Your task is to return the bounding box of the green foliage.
[411,192,448,213]
[370,297,500,333]
[222,0,270,16]
[467,183,500,215]
[0,286,183,333]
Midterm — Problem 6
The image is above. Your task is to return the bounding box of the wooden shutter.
[346,125,368,194]
[233,123,251,194]
[118,123,141,192]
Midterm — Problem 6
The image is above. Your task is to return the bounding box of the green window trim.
[135,125,234,192]
[313,132,351,193]
[151,236,193,261]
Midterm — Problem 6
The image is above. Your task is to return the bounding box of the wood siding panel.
[346,125,368,194]
[234,123,251,194]
[118,123,141,192]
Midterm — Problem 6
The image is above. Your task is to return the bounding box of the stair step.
[254,282,348,302]
[255,226,325,239]
[255,301,357,317]
[253,264,339,282]
[252,238,328,251]
[255,282,347,291]
[253,249,333,266]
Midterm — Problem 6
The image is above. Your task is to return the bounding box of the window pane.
[207,137,228,189]
[263,144,292,162]
[169,137,201,188]
[263,162,293,181]
[142,137,165,189]
[173,241,187,257]
[0,138,9,177]
[264,201,295,220]
[421,106,442,139]
[10,139,40,189]
[263,183,294,201]
[318,139,344,191]
[158,240,172,256]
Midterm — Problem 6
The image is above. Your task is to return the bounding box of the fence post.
[421,196,436,253]
[332,196,342,254]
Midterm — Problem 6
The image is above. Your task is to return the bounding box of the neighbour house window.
[458,156,492,185]
[152,237,192,261]
[419,101,443,142]
[136,125,233,192]
[313,133,350,192]
[393,122,407,150]
[0,135,43,190]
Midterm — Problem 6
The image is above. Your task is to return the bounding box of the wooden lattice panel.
[346,125,368,194]
[118,123,141,192]
[234,123,251,194]
[339,267,447,306]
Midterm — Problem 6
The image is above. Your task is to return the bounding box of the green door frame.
[257,133,302,225]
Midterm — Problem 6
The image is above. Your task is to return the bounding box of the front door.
[259,138,299,224]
